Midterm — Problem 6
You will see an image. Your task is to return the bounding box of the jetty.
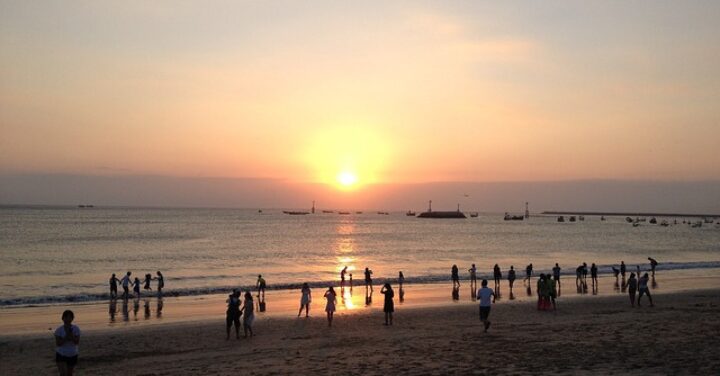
[417,201,467,219]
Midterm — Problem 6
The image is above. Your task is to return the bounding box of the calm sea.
[1,206,718,306]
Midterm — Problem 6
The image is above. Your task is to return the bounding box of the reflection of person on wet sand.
[144,299,150,319]
[132,297,140,319]
[122,299,129,321]
[298,283,311,317]
[452,285,460,300]
[156,297,163,318]
[381,283,394,325]
[226,290,241,340]
[108,299,117,322]
[324,286,337,327]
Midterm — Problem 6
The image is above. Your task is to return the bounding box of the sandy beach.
[2,288,718,375]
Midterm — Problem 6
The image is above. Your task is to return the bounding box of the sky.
[1,1,719,209]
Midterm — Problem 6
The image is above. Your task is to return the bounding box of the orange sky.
[2,2,719,193]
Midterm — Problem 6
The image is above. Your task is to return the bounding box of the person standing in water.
[364,268,373,292]
[241,292,254,337]
[476,279,496,332]
[493,264,502,289]
[324,286,337,327]
[340,266,348,289]
[298,283,312,317]
[225,290,241,340]
[525,263,533,284]
[120,272,132,299]
[55,310,80,376]
[508,266,517,290]
[625,273,638,307]
[256,275,266,298]
[648,257,658,276]
[109,274,121,299]
[398,271,405,290]
[590,263,598,285]
[552,263,561,288]
[620,261,627,278]
[451,264,460,288]
[380,283,395,325]
[468,264,477,287]
[637,273,654,307]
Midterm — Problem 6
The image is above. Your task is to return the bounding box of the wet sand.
[1,288,718,375]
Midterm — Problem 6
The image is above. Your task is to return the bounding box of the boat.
[283,211,309,215]
[355,211,363,214]
[704,217,715,224]
[406,211,416,216]
[569,216,577,222]
[469,212,479,218]
[557,216,565,223]
[601,216,606,221]
[503,212,523,221]
[660,220,669,227]
[417,201,467,219]
[691,221,702,228]
[625,217,633,223]
[338,211,350,215]
[578,215,585,221]
[649,217,657,224]
[377,211,389,215]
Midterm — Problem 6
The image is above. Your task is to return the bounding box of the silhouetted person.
[468,264,477,287]
[476,279,496,332]
[508,265,517,291]
[241,292,254,337]
[143,273,153,291]
[547,273,557,310]
[451,264,460,288]
[120,272,132,299]
[324,286,337,327]
[493,264,502,289]
[132,277,141,298]
[55,310,80,376]
[364,268,373,292]
[109,273,121,299]
[340,266,348,288]
[155,271,164,296]
[637,273,654,307]
[349,273,353,290]
[648,257,658,276]
[525,263,533,284]
[625,273,637,307]
[398,271,405,290]
[226,290,241,339]
[552,263,561,288]
[381,283,394,325]
[620,261,626,278]
[256,274,266,298]
[575,265,584,286]
[590,263,598,285]
[581,262,588,284]
[298,283,311,317]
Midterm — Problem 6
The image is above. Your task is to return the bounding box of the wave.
[2,260,719,307]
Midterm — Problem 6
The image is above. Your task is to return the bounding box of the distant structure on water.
[417,201,467,219]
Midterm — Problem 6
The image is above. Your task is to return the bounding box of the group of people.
[108,271,164,299]
[225,289,255,340]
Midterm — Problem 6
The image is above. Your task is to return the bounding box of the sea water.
[1,206,719,306]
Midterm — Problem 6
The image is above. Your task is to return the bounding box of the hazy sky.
[2,1,720,204]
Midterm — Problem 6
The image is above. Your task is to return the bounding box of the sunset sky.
[1,1,719,208]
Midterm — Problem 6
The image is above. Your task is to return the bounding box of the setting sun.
[337,171,358,187]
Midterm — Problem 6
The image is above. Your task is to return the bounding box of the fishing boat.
[649,217,657,224]
[406,211,416,216]
[469,212,479,218]
[338,211,350,215]
[660,220,669,227]
[625,217,633,223]
[557,216,565,223]
[504,212,523,221]
[377,211,389,215]
[578,215,585,221]
[283,211,309,215]
[322,210,334,214]
[569,216,577,222]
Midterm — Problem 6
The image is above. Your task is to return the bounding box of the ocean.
[1,206,719,306]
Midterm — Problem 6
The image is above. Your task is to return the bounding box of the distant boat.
[601,216,606,221]
[469,212,479,218]
[649,217,657,224]
[578,215,585,221]
[704,217,715,224]
[258,209,263,213]
[417,201,466,219]
[322,210,334,214]
[355,211,363,214]
[78,204,94,208]
[338,211,351,215]
[625,217,633,223]
[660,220,669,227]
[406,211,416,216]
[569,216,577,222]
[283,211,309,215]
[691,221,702,228]
[504,212,523,221]
[377,211,389,215]
[557,216,565,223]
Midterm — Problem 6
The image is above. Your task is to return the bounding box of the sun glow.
[337,171,358,187]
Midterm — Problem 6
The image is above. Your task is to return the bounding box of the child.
[133,277,141,297]
[324,286,337,327]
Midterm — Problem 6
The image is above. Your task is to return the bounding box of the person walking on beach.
[241,292,255,337]
[226,290,241,340]
[143,273,153,291]
[381,283,395,325]
[493,264,502,289]
[590,263,598,285]
[340,266,348,288]
[155,271,164,296]
[364,268,373,292]
[468,264,477,288]
[575,264,584,286]
[648,257,658,276]
[256,275,266,298]
[120,272,132,299]
[525,263,533,284]
[451,264,460,288]
[476,279,495,332]
[625,273,638,307]
[398,271,405,290]
[547,273,557,310]
[324,286,337,327]
[620,261,626,278]
[132,276,141,298]
[637,273,654,307]
[298,283,312,317]
[55,310,80,376]
[552,263,561,288]
[508,266,516,290]
[109,273,121,299]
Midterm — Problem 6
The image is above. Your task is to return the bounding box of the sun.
[337,171,358,187]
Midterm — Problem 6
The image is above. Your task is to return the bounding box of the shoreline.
[1,288,718,375]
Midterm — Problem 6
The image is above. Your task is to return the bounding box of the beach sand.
[1,289,718,375]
